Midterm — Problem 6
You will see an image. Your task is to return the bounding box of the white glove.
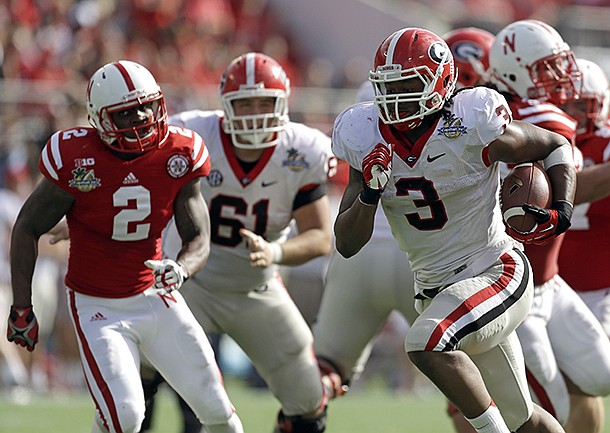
[144,259,188,292]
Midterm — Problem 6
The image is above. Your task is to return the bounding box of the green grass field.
[3,379,610,433]
[0,378,453,433]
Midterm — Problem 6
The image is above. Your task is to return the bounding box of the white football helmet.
[220,52,290,149]
[562,58,609,134]
[369,27,456,131]
[489,20,581,105]
[86,60,168,153]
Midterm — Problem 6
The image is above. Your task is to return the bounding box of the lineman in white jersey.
[153,52,336,433]
[333,28,575,433]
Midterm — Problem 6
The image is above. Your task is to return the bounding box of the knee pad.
[276,407,327,433]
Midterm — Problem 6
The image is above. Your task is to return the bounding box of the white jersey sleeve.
[451,87,513,145]
[331,102,380,170]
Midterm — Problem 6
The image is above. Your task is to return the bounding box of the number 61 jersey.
[332,87,519,293]
[169,110,334,293]
[38,126,210,298]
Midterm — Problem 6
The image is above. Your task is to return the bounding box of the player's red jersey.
[38,125,210,298]
[507,98,577,285]
[559,128,610,291]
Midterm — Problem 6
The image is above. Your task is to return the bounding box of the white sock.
[467,403,511,433]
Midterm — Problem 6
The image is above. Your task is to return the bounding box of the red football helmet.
[444,27,495,88]
[220,52,290,149]
[86,60,168,153]
[369,28,456,130]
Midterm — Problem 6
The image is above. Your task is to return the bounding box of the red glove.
[362,143,392,190]
[7,305,39,352]
[506,201,573,246]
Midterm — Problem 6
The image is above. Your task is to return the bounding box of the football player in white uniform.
[332,27,575,433]
[488,20,610,433]
[143,52,336,433]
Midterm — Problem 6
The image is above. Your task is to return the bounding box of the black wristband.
[359,185,382,206]
[552,200,573,234]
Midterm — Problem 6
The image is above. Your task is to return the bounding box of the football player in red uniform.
[487,20,610,433]
[6,60,244,433]
[559,59,610,338]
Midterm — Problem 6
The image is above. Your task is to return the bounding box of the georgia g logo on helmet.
[452,42,484,63]
[429,41,450,64]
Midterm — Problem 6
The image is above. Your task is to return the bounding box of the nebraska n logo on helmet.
[369,27,456,130]
[488,19,582,105]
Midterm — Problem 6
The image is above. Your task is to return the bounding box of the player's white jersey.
[170,110,333,292]
[332,88,520,293]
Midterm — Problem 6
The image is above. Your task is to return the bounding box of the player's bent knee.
[276,407,327,433]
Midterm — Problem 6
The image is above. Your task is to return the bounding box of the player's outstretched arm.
[574,161,610,205]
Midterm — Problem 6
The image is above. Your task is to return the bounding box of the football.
[500,162,553,233]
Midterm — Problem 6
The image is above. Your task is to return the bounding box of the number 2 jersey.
[169,110,335,292]
[38,126,211,298]
[332,87,520,294]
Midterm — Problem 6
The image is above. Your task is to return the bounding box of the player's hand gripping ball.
[501,162,571,245]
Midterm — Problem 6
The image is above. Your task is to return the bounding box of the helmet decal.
[429,42,449,64]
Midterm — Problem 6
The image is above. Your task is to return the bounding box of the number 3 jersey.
[332,87,520,293]
[38,126,211,298]
[169,110,334,293]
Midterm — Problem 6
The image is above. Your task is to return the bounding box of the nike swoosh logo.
[427,153,446,162]
[262,181,277,187]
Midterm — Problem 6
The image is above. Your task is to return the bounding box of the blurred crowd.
[0,0,307,191]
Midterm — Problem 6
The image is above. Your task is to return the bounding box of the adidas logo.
[90,312,107,322]
[123,172,139,185]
